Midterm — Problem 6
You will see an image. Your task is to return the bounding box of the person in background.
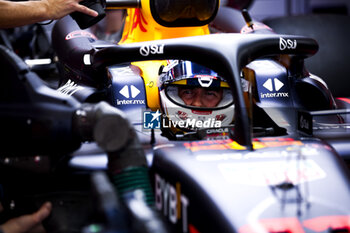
[89,9,125,42]
[0,0,98,28]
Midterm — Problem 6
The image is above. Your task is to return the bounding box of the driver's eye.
[205,91,217,96]
[179,88,194,96]
[183,89,193,95]
[205,88,220,97]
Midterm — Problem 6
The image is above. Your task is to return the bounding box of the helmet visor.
[166,85,234,109]
[160,60,227,86]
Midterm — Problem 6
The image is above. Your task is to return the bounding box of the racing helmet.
[158,60,234,134]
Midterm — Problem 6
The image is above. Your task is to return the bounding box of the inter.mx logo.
[117,85,145,105]
[119,85,140,98]
[143,110,162,129]
[263,78,284,92]
[261,78,289,98]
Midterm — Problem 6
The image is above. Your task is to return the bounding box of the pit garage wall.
[249,0,350,21]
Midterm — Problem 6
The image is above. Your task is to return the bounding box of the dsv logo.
[279,37,297,50]
[299,115,310,130]
[140,44,165,56]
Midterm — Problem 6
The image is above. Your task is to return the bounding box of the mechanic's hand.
[0,202,52,233]
[42,0,99,19]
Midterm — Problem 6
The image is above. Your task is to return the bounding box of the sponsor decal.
[215,114,227,121]
[205,127,229,135]
[57,79,84,96]
[143,110,161,129]
[263,78,283,91]
[177,111,188,120]
[140,44,165,56]
[184,138,303,152]
[116,99,145,105]
[119,84,140,98]
[218,159,326,186]
[279,37,297,50]
[155,174,189,233]
[260,78,289,99]
[117,85,145,105]
[200,127,231,140]
[298,111,313,135]
[260,92,289,98]
[65,30,97,40]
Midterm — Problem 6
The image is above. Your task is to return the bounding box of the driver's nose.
[191,93,203,107]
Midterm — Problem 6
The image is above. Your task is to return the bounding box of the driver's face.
[178,86,223,107]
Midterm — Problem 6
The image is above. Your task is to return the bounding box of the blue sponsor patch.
[143,110,161,129]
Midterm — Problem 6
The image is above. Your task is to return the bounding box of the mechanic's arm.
[0,202,52,233]
[0,0,98,28]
